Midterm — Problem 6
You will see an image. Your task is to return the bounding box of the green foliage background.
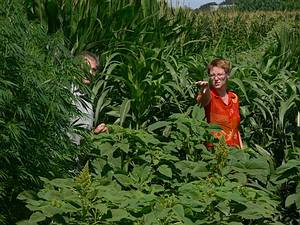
[0,0,299,224]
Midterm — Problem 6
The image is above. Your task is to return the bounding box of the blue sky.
[168,0,224,9]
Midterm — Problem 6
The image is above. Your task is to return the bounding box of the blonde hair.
[207,58,231,75]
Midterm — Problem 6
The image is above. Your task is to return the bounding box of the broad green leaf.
[93,203,108,214]
[37,190,61,200]
[236,208,264,220]
[176,122,190,136]
[150,184,165,193]
[97,142,113,156]
[228,173,247,184]
[91,158,107,175]
[17,191,36,201]
[216,192,247,206]
[109,209,133,221]
[131,165,151,183]
[39,205,63,217]
[216,200,230,216]
[60,203,78,213]
[156,208,171,219]
[285,194,295,207]
[114,174,133,187]
[173,204,184,219]
[191,105,205,121]
[48,178,73,188]
[115,142,130,153]
[158,165,172,178]
[108,155,122,170]
[148,121,169,132]
[144,212,156,225]
[175,161,208,178]
[28,212,46,223]
[183,217,196,225]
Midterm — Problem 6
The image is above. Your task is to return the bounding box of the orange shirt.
[205,88,241,147]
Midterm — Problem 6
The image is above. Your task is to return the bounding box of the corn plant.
[93,44,196,129]
[230,21,300,164]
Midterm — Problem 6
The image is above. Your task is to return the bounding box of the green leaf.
[216,200,230,216]
[17,191,36,201]
[97,142,113,156]
[191,106,205,121]
[115,142,130,153]
[28,212,46,223]
[39,205,63,217]
[173,204,184,219]
[158,165,172,178]
[109,209,133,221]
[131,165,151,183]
[183,217,196,225]
[114,174,133,187]
[144,212,156,225]
[176,122,190,136]
[268,222,286,225]
[91,158,107,175]
[150,184,165,193]
[94,89,110,124]
[148,121,169,132]
[49,178,73,188]
[296,184,300,209]
[175,161,208,178]
[119,98,131,126]
[60,203,78,213]
[93,203,108,214]
[285,194,295,207]
[276,160,300,175]
[37,190,61,200]
[228,173,247,184]
[279,94,297,127]
[16,221,34,225]
[108,155,122,170]
[230,78,249,102]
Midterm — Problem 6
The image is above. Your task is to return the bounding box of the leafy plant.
[18,108,282,224]
[0,1,84,223]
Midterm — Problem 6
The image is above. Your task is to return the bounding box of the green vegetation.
[234,0,300,11]
[0,0,299,224]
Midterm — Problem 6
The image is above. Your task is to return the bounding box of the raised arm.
[195,80,211,107]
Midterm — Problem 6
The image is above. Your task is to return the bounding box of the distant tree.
[219,0,235,5]
[195,2,218,11]
[234,0,300,11]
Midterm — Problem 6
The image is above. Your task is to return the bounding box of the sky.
[168,0,224,9]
